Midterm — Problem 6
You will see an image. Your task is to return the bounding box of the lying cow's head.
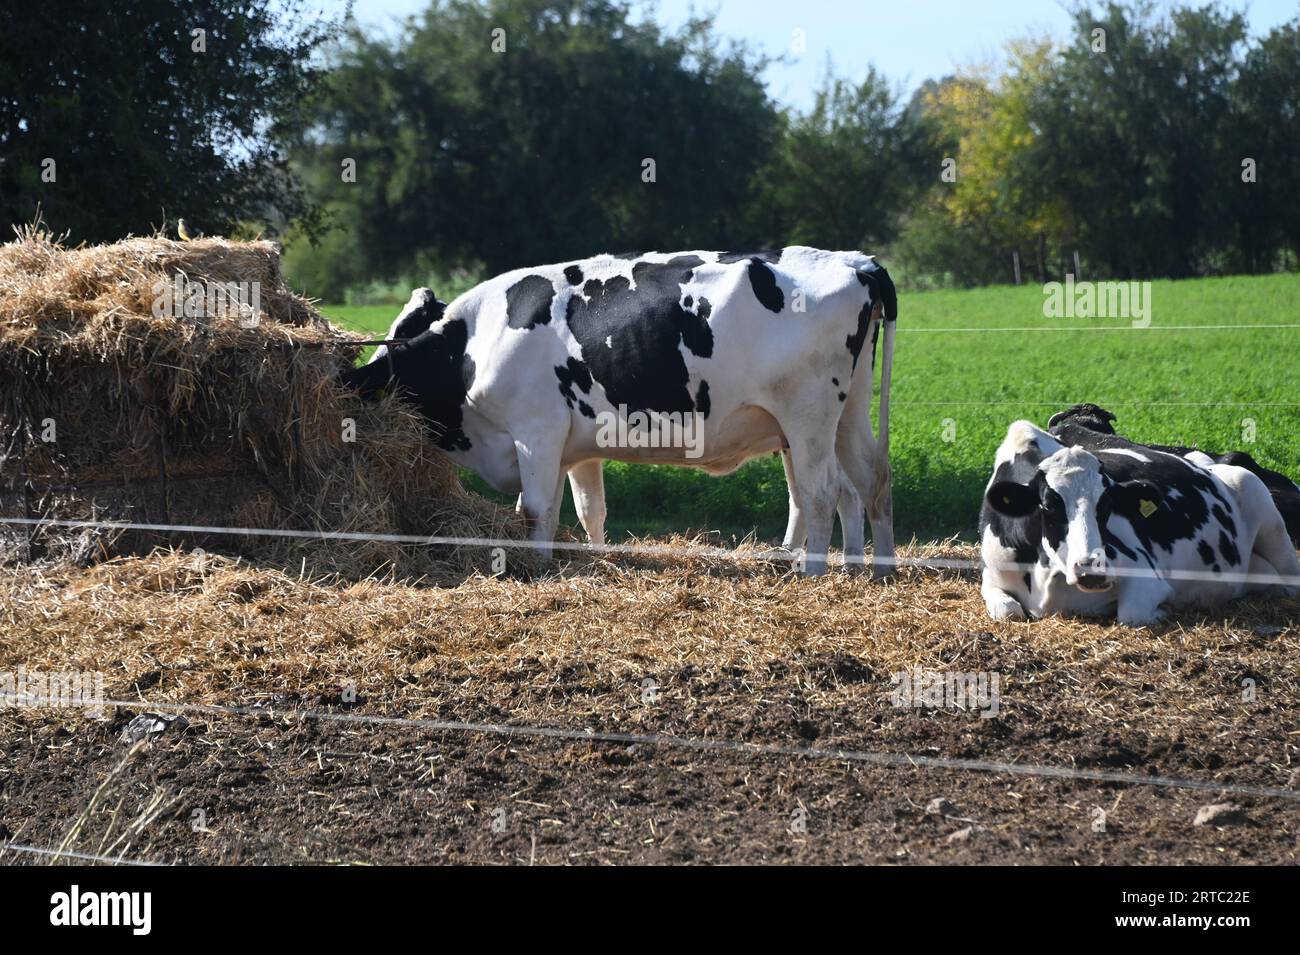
[1046,403,1118,435]
[987,446,1163,592]
[338,288,475,452]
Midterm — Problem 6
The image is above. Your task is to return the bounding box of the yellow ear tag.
[1139,498,1157,518]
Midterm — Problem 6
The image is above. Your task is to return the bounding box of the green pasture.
[323,272,1300,544]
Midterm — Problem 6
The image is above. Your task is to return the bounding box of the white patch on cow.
[1099,447,1152,464]
[1039,447,1108,585]
[994,420,1061,467]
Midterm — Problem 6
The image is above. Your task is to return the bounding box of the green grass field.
[323,272,1300,544]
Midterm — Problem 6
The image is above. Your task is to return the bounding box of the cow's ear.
[1112,481,1164,520]
[987,480,1039,518]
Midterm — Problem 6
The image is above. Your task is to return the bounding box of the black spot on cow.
[838,392,847,402]
[831,377,840,386]
[342,317,475,452]
[695,380,710,418]
[555,356,593,410]
[678,299,713,358]
[846,299,873,372]
[855,264,898,321]
[683,295,692,308]
[1212,503,1237,537]
[505,274,554,329]
[564,256,712,414]
[1103,531,1139,562]
[1218,530,1241,566]
[577,400,594,419]
[981,453,1054,572]
[1197,540,1215,565]
[846,265,896,373]
[742,258,784,313]
[717,249,783,264]
[564,265,584,285]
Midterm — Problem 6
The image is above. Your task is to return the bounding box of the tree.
[0,0,341,241]
[1227,19,1300,271]
[750,66,935,253]
[295,0,780,281]
[1023,1,1248,278]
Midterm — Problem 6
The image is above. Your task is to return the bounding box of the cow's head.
[339,288,446,397]
[337,289,474,452]
[987,447,1162,592]
[1047,403,1118,435]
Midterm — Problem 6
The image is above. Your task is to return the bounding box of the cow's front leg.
[982,575,1027,621]
[514,434,566,560]
[1115,577,1172,627]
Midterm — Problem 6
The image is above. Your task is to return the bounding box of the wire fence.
[3,515,1299,587]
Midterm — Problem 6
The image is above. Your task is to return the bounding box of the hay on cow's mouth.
[0,225,525,580]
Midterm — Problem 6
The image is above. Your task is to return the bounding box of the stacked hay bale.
[0,227,523,579]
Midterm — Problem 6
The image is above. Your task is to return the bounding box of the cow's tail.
[867,264,897,459]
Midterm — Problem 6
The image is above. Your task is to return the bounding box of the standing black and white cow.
[1047,402,1300,545]
[342,247,897,576]
[980,421,1300,624]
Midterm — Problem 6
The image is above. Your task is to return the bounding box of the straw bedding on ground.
[0,228,525,579]
[1,543,1298,863]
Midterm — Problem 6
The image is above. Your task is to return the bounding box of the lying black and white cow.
[341,247,897,575]
[1048,403,1300,545]
[980,421,1300,624]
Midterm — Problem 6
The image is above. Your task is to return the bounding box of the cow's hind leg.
[784,447,863,572]
[835,385,894,579]
[837,468,865,572]
[567,459,607,546]
[1250,510,1300,596]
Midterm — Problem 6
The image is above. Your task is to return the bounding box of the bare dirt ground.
[2,541,1299,865]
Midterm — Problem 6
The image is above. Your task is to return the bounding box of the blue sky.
[315,0,1299,110]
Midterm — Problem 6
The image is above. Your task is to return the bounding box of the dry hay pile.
[0,227,523,579]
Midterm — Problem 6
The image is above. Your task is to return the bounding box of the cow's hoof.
[986,597,1026,621]
[1116,611,1165,628]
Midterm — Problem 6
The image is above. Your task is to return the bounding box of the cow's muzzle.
[1067,549,1113,592]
